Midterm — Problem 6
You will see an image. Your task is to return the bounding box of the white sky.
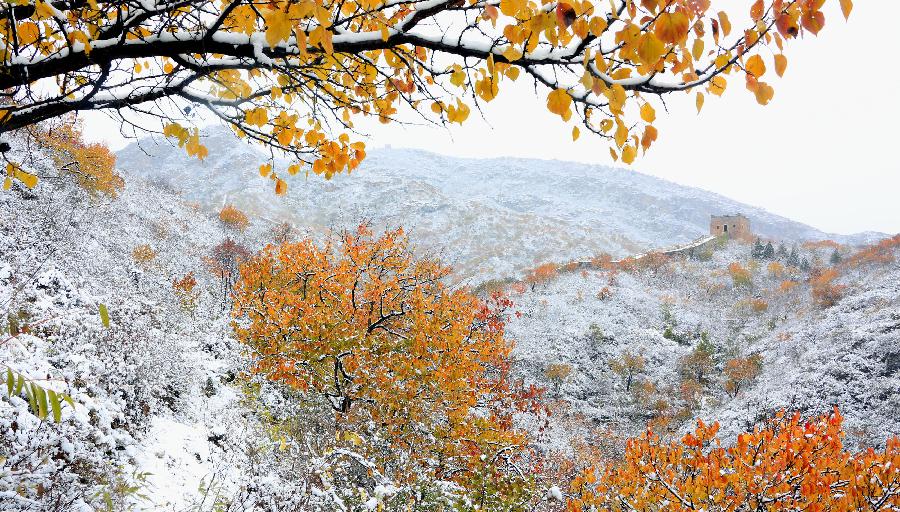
[84,1,899,235]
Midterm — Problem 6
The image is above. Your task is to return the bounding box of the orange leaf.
[774,54,787,77]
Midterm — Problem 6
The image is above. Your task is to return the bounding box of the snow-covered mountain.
[4,131,899,510]
[117,128,884,280]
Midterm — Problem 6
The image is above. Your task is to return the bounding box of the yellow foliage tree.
[131,244,157,266]
[232,225,539,506]
[0,0,851,192]
[218,204,250,232]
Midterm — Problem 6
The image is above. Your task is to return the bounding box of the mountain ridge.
[116,128,887,280]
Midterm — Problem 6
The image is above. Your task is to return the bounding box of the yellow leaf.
[546,89,573,120]
[636,33,665,66]
[640,103,656,123]
[718,11,732,37]
[654,12,689,44]
[614,119,628,148]
[745,55,766,78]
[446,99,470,124]
[260,163,272,177]
[450,66,466,87]
[691,39,704,61]
[709,76,727,96]
[15,169,38,189]
[275,178,288,195]
[753,82,774,105]
[572,126,580,141]
[621,145,637,164]
[774,54,788,77]
[695,92,705,113]
[2,177,10,190]
[839,0,852,19]
[264,9,292,48]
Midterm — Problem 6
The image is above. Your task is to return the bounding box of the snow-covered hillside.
[3,132,898,510]
[507,238,900,450]
[117,128,883,281]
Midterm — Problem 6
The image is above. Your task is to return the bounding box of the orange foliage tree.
[810,267,845,308]
[10,117,124,198]
[728,262,753,288]
[723,353,762,396]
[131,244,157,267]
[232,225,540,506]
[218,204,250,232]
[525,262,559,291]
[568,408,900,511]
[845,235,900,268]
[0,0,851,193]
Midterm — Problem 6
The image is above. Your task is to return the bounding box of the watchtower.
[710,214,751,239]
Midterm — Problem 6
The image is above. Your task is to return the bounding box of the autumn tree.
[131,244,157,267]
[678,336,716,385]
[723,353,762,396]
[18,117,125,199]
[218,204,250,232]
[0,0,852,193]
[609,351,645,392]
[203,238,252,306]
[172,272,200,313]
[567,408,900,512]
[231,226,539,507]
[810,267,845,308]
[728,261,753,288]
[525,262,558,291]
[546,362,574,397]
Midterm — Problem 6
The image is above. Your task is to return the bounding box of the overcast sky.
[85,1,898,236]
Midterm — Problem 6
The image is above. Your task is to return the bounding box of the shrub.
[590,253,614,270]
[723,354,763,396]
[171,272,199,313]
[131,244,157,266]
[596,286,612,300]
[749,298,768,313]
[270,221,293,244]
[545,363,573,396]
[728,262,752,288]
[524,262,558,290]
[610,351,645,392]
[218,204,250,232]
[767,261,784,278]
[810,268,845,308]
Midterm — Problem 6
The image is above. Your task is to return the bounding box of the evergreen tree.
[777,243,788,259]
[752,238,764,259]
[830,248,842,265]
[788,245,800,267]
[763,242,775,259]
[800,258,811,272]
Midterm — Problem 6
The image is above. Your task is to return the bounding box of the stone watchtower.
[710,214,751,239]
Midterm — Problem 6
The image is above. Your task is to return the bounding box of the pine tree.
[800,258,811,272]
[788,245,800,267]
[777,243,788,259]
[752,238,764,259]
[830,248,842,265]
[763,242,775,259]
